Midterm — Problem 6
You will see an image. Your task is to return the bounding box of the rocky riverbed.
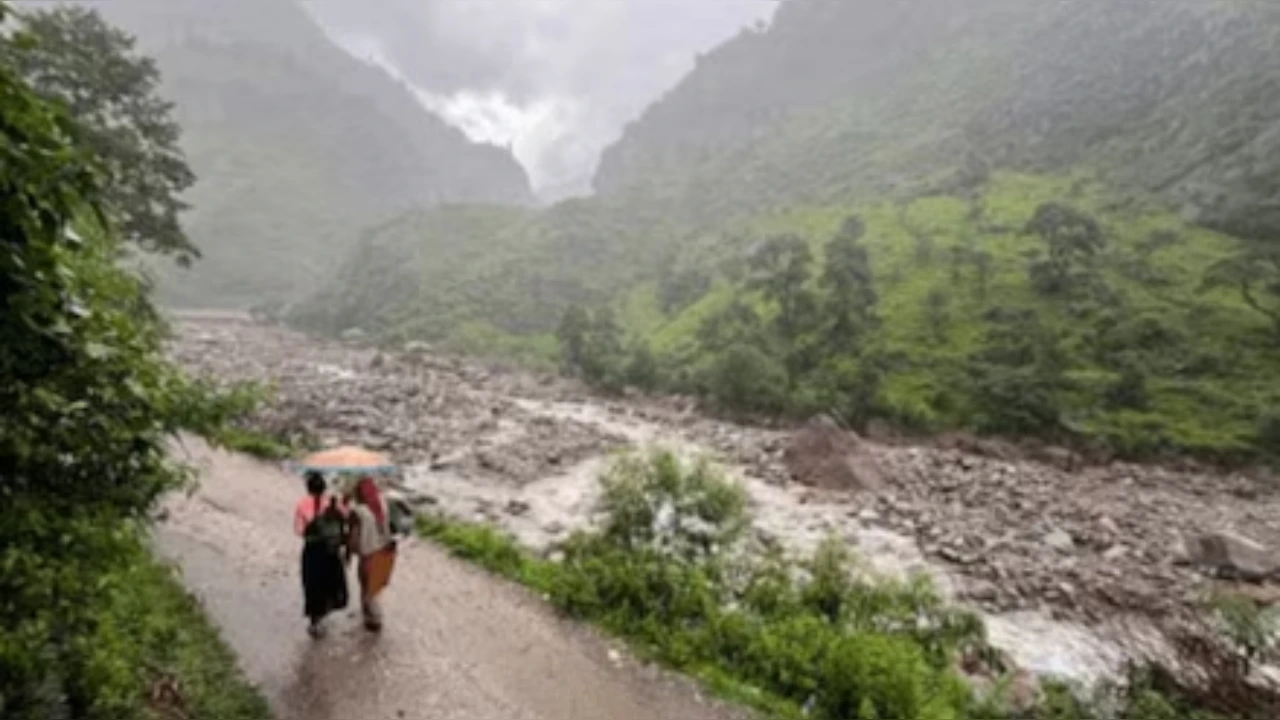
[168,313,1280,684]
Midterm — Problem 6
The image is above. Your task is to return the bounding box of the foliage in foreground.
[0,5,266,715]
[421,450,1223,719]
[1,535,272,720]
[0,5,197,264]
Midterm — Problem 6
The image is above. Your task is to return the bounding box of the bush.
[623,342,662,391]
[0,10,268,714]
[1104,365,1151,412]
[704,343,790,415]
[420,449,1248,720]
[1256,411,1280,453]
[817,632,970,720]
[426,451,991,719]
[416,515,555,591]
[595,451,748,558]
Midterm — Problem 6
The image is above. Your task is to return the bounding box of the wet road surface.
[155,437,742,720]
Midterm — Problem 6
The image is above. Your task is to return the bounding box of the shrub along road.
[156,436,741,720]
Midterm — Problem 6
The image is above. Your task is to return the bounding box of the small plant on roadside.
[419,449,1256,720]
[1207,590,1280,674]
[544,451,992,719]
[596,450,749,560]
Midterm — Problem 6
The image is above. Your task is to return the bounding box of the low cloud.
[307,0,775,200]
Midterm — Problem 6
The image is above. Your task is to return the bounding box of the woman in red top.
[295,471,348,637]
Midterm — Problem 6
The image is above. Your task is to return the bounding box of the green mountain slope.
[597,0,1280,237]
[295,0,1280,458]
[96,0,532,309]
[292,191,690,356]
[633,173,1277,458]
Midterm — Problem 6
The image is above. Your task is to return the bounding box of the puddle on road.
[405,397,1154,687]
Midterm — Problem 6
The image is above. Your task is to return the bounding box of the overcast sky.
[303,0,777,200]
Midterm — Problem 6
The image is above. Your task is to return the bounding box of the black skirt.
[301,542,349,620]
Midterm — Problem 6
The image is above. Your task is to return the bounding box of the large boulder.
[783,415,883,492]
[1189,531,1277,581]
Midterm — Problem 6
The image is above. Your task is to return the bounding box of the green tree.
[623,341,661,390]
[967,309,1069,436]
[0,16,246,712]
[971,249,993,301]
[748,233,816,340]
[1201,240,1280,341]
[705,343,789,415]
[658,266,711,314]
[698,299,767,355]
[947,245,968,284]
[923,288,950,343]
[806,355,886,432]
[1025,202,1104,296]
[583,306,625,387]
[2,6,197,264]
[556,304,591,375]
[556,304,627,389]
[1104,363,1151,411]
[820,215,879,352]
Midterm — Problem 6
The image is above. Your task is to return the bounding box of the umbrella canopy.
[295,445,396,474]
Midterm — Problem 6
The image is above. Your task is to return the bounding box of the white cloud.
[309,0,777,201]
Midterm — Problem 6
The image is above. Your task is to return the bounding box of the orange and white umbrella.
[295,445,396,474]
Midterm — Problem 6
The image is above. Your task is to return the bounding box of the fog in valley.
[305,0,777,199]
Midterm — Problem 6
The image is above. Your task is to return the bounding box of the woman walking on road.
[348,476,398,631]
[295,471,349,638]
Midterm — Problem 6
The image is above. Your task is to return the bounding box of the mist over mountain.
[595,0,1280,237]
[303,0,776,199]
[92,0,532,309]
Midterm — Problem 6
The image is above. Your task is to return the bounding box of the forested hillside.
[95,0,532,309]
[296,0,1280,460]
[596,0,1280,238]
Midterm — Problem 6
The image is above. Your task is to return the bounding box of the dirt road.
[155,437,741,720]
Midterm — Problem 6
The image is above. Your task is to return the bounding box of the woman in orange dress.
[347,476,397,631]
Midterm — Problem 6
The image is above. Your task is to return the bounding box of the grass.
[414,449,1255,720]
[642,172,1280,458]
[416,514,816,719]
[216,426,296,461]
[0,527,271,720]
[122,555,272,720]
[417,451,1032,720]
[416,514,558,592]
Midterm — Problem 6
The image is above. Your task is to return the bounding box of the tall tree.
[819,215,879,352]
[556,304,591,375]
[587,306,625,375]
[1025,202,1104,296]
[967,309,1069,435]
[747,233,816,340]
[0,4,245,710]
[698,299,765,355]
[2,6,197,264]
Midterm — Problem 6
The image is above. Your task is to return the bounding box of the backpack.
[304,496,346,552]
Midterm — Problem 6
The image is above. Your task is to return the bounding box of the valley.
[171,312,1280,689]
